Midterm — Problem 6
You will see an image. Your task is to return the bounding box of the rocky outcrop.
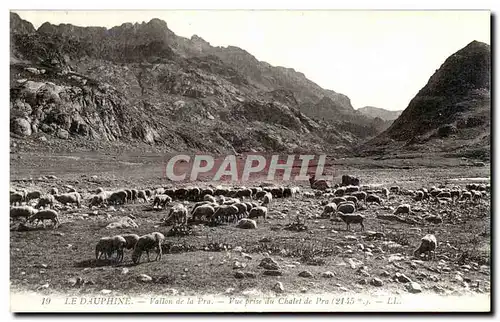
[363,41,491,158]
[10,12,386,153]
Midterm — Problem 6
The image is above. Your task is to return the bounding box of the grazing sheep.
[121,233,140,250]
[345,186,360,193]
[342,175,360,186]
[163,204,188,226]
[414,234,437,260]
[460,191,473,201]
[394,204,411,215]
[28,209,60,228]
[262,193,273,206]
[54,192,82,207]
[331,197,347,205]
[26,191,42,202]
[145,189,153,198]
[321,203,337,218]
[414,191,425,201]
[212,205,239,223]
[334,187,346,197]
[351,191,367,203]
[302,191,315,198]
[89,192,108,207]
[36,195,56,209]
[153,194,172,209]
[345,195,359,204]
[10,192,25,205]
[436,191,452,199]
[337,213,365,231]
[130,189,138,202]
[450,190,460,200]
[201,188,214,197]
[132,232,165,264]
[389,186,400,194]
[309,175,330,191]
[172,188,186,200]
[233,202,249,220]
[192,204,216,222]
[254,191,267,200]
[203,195,217,203]
[429,188,442,198]
[107,190,127,205]
[472,190,482,202]
[270,187,285,198]
[95,237,114,260]
[250,187,262,196]
[235,188,252,199]
[124,189,132,202]
[337,202,356,214]
[186,187,201,201]
[248,206,267,221]
[10,206,37,219]
[137,190,148,202]
[95,235,127,262]
[366,194,382,205]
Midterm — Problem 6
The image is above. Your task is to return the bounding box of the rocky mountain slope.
[362,41,491,159]
[358,106,402,121]
[10,13,383,154]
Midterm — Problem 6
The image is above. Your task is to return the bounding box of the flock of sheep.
[10,173,489,267]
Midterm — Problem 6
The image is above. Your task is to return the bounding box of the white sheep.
[337,202,356,214]
[248,206,267,221]
[28,209,60,228]
[191,204,216,222]
[36,195,56,209]
[95,235,127,262]
[10,206,37,220]
[26,190,42,202]
[54,192,82,207]
[121,233,140,250]
[132,232,165,264]
[262,193,272,206]
[414,234,437,260]
[163,204,188,226]
[321,203,337,218]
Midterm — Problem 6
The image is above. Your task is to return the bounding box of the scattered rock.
[259,257,280,270]
[241,252,253,260]
[237,219,257,229]
[272,282,284,293]
[137,274,153,282]
[263,270,283,276]
[233,261,246,269]
[234,271,245,279]
[371,278,384,287]
[395,273,412,283]
[321,271,335,278]
[298,270,313,278]
[406,282,422,293]
[380,271,390,277]
[121,268,129,275]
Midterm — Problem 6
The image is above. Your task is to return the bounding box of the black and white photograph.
[8,7,492,313]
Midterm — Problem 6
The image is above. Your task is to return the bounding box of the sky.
[12,10,491,111]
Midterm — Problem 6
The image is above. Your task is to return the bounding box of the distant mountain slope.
[358,106,402,121]
[10,12,383,154]
[362,41,491,159]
